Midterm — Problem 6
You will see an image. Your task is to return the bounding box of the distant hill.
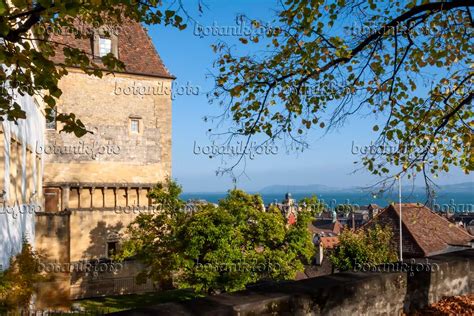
[257,182,473,194]
[438,182,474,193]
[259,184,344,194]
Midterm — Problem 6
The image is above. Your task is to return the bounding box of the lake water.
[181,191,474,213]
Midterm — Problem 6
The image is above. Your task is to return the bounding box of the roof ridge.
[139,24,174,78]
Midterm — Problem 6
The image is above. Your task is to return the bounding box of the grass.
[75,289,202,313]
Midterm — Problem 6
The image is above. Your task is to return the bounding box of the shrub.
[329,225,397,271]
[0,240,44,309]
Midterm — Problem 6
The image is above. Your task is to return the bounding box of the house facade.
[0,81,45,270]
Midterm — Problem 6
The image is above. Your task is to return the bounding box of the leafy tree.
[0,1,192,136]
[210,0,473,195]
[329,225,397,271]
[335,204,356,216]
[116,177,188,289]
[0,240,44,309]
[298,195,324,216]
[119,179,315,294]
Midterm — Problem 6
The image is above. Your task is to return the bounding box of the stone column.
[102,187,107,208]
[90,187,95,209]
[126,187,130,207]
[137,187,141,206]
[113,187,117,208]
[78,186,82,209]
[61,185,70,211]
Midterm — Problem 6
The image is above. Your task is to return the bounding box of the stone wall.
[43,69,172,185]
[69,209,148,261]
[35,209,154,306]
[111,250,473,315]
[35,212,70,263]
[34,258,153,308]
[70,260,154,299]
[36,207,153,265]
[35,207,155,305]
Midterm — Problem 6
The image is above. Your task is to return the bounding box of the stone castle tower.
[34,20,173,301]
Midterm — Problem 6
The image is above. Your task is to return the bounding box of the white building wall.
[0,88,45,270]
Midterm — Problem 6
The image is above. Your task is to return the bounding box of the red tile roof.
[370,203,473,256]
[308,219,342,235]
[319,236,339,249]
[49,20,173,79]
[288,212,296,225]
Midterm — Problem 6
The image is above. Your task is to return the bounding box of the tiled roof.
[309,219,342,235]
[374,203,473,256]
[319,236,339,249]
[48,20,173,78]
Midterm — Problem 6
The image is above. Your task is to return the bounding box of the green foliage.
[329,225,398,271]
[119,179,315,294]
[298,195,324,216]
[0,1,188,136]
[212,0,474,187]
[335,204,355,215]
[0,240,44,309]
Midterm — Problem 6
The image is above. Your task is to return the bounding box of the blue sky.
[146,0,472,193]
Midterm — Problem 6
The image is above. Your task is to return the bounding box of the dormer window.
[99,37,112,57]
[93,28,118,59]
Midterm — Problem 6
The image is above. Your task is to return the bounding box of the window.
[99,37,112,57]
[93,28,118,59]
[130,119,140,134]
[129,116,142,135]
[46,108,56,130]
[107,241,118,258]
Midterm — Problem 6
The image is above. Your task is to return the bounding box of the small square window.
[130,119,140,133]
[99,37,112,57]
